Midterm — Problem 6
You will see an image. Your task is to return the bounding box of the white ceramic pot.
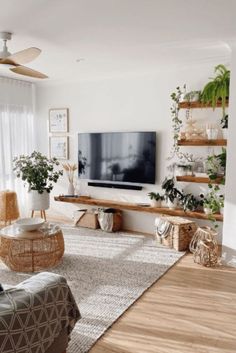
[206,128,218,140]
[167,198,178,209]
[222,129,228,140]
[28,190,50,211]
[204,207,212,215]
[150,199,161,207]
[160,199,168,208]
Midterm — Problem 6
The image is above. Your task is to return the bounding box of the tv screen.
[78,131,156,184]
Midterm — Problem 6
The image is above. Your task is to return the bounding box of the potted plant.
[148,192,163,207]
[199,185,221,215]
[184,90,201,102]
[205,148,226,184]
[176,163,193,176]
[221,114,228,139]
[13,151,63,211]
[201,64,230,119]
[162,177,182,209]
[180,193,199,212]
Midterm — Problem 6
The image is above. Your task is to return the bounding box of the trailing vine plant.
[168,85,186,160]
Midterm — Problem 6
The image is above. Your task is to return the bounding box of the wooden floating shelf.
[176,176,224,184]
[178,101,229,109]
[178,139,227,146]
[54,196,223,222]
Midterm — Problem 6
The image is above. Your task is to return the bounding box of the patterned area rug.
[0,226,185,353]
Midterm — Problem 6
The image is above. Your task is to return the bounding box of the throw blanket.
[0,272,81,353]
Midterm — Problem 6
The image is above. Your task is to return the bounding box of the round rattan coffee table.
[0,224,64,272]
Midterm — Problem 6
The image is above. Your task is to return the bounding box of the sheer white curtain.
[0,77,36,215]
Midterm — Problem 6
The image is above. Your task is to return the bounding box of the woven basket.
[155,215,197,251]
[98,209,122,232]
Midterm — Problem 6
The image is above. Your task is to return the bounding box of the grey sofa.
[0,272,81,353]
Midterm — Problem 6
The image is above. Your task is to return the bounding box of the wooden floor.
[90,255,236,353]
[48,212,236,353]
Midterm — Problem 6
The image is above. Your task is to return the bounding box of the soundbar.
[87,181,142,190]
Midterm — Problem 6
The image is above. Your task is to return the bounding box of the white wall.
[222,44,236,266]
[35,63,225,235]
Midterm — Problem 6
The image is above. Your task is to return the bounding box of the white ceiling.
[0,0,235,83]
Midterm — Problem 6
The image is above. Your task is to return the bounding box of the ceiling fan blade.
[10,65,48,79]
[7,47,41,64]
[0,57,17,66]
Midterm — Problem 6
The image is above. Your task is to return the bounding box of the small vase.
[220,207,224,215]
[68,182,75,195]
[206,128,218,140]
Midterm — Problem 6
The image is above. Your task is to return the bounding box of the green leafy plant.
[148,192,164,201]
[201,64,230,118]
[221,114,228,129]
[13,151,63,193]
[205,148,226,184]
[169,85,185,159]
[180,193,199,212]
[162,177,182,203]
[199,184,222,228]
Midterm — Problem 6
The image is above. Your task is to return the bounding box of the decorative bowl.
[15,218,45,231]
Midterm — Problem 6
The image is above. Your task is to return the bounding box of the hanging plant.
[201,64,230,119]
[168,85,186,159]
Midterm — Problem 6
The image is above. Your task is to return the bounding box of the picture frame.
[49,108,69,133]
[49,136,69,160]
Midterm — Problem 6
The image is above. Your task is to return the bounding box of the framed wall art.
[49,136,69,160]
[49,108,69,133]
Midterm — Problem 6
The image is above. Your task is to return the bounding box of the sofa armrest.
[0,272,80,353]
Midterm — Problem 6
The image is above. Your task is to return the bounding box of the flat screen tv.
[78,131,156,184]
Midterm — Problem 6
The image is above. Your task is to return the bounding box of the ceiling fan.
[0,32,48,79]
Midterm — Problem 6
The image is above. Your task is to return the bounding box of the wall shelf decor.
[54,196,223,222]
[178,101,229,109]
[177,139,227,146]
[176,176,224,184]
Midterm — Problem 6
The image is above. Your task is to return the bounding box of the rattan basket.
[155,215,197,251]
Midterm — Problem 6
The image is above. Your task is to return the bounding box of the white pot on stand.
[28,190,50,211]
